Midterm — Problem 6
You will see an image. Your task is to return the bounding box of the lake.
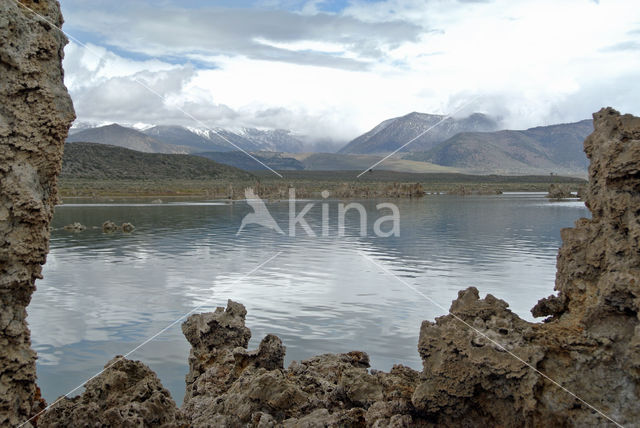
[30,193,588,405]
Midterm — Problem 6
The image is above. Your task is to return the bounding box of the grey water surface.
[30,193,589,404]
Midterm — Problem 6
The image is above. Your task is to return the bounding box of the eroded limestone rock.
[0,0,75,425]
[411,288,544,425]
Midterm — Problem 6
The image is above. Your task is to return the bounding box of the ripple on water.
[31,195,589,404]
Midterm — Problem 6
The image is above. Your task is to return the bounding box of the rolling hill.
[406,119,593,175]
[338,112,499,154]
[61,142,253,180]
[519,119,593,169]
[290,153,459,173]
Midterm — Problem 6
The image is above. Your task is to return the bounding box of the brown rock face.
[0,1,75,425]
[38,357,187,427]
[411,108,640,426]
[181,300,420,427]
[530,107,640,425]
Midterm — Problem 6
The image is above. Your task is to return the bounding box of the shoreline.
[58,176,586,199]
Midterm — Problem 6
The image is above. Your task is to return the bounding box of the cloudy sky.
[60,0,640,144]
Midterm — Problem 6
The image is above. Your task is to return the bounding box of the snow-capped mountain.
[67,123,309,154]
[67,124,192,154]
[144,125,258,152]
[236,128,306,153]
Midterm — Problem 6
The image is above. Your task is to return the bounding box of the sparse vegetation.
[59,142,586,199]
[59,175,585,200]
[62,142,253,180]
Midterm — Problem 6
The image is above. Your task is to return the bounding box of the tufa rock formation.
[38,357,187,427]
[62,222,85,232]
[36,108,640,426]
[409,108,640,426]
[102,220,119,233]
[0,0,75,425]
[0,2,636,423]
[101,220,135,233]
[546,183,574,200]
[179,301,420,427]
[121,222,135,233]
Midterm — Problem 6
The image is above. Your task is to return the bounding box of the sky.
[59,0,640,144]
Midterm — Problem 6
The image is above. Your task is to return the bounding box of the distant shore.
[58,171,586,199]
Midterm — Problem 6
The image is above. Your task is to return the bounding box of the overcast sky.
[60,0,640,143]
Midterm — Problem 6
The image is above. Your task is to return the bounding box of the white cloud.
[61,0,640,143]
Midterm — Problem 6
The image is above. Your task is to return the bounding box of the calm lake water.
[30,193,588,405]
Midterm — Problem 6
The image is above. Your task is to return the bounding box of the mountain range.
[66,113,594,176]
[405,119,593,175]
[66,124,192,154]
[68,124,308,154]
[339,112,499,154]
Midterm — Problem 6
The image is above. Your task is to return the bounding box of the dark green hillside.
[195,151,304,171]
[62,142,253,180]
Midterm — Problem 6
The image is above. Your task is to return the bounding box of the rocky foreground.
[1,1,639,427]
[38,109,640,426]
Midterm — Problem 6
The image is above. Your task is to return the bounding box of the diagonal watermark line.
[13,0,622,426]
[19,251,283,427]
[356,97,479,178]
[357,250,624,428]
[14,0,283,178]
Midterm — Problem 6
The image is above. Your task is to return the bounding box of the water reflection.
[30,194,589,404]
